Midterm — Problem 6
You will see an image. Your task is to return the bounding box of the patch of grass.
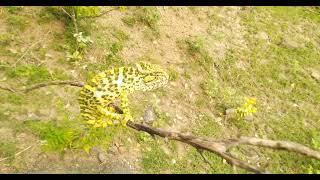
[37,7,58,24]
[24,120,80,153]
[5,65,70,84]
[181,37,214,73]
[0,109,10,121]
[111,28,130,42]
[6,15,30,32]
[152,107,172,128]
[185,38,203,55]
[6,65,51,84]
[109,42,124,55]
[0,141,17,163]
[7,94,25,105]
[136,132,153,143]
[0,34,13,46]
[193,113,221,137]
[122,16,137,27]
[122,7,160,30]
[140,137,239,174]
[136,7,160,29]
[52,68,70,81]
[6,6,24,14]
[141,141,171,173]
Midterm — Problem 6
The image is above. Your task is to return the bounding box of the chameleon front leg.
[119,92,133,126]
[96,102,124,127]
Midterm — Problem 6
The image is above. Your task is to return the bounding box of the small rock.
[265,127,273,134]
[256,32,269,41]
[225,108,236,118]
[282,38,301,49]
[8,48,18,54]
[176,114,183,120]
[108,146,118,155]
[311,70,320,81]
[171,159,176,164]
[45,53,52,58]
[184,83,189,89]
[143,105,156,124]
[170,82,177,87]
[118,146,125,154]
[98,152,106,163]
[244,115,254,121]
[114,142,120,148]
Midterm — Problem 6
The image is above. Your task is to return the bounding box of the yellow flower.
[119,6,126,12]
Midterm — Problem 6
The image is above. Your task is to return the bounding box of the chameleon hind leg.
[119,92,133,126]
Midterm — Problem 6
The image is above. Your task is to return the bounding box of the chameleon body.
[78,62,169,127]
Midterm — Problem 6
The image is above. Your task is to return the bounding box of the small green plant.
[66,50,82,62]
[74,125,121,154]
[66,32,93,62]
[168,68,179,81]
[24,120,80,153]
[73,32,93,49]
[185,38,203,56]
[137,132,153,143]
[183,37,214,73]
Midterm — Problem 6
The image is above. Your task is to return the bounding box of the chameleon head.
[134,61,169,91]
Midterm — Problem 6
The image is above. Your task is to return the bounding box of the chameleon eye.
[144,76,156,83]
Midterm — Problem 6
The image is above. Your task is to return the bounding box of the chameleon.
[78,61,169,128]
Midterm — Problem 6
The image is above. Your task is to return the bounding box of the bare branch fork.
[1,80,320,173]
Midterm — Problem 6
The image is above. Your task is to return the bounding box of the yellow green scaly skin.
[78,62,169,128]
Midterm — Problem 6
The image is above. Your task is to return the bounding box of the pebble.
[311,70,320,81]
[98,152,106,163]
[118,146,125,154]
[256,32,269,41]
[143,105,156,123]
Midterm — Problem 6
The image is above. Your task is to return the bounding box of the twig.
[197,149,215,170]
[60,7,73,19]
[0,81,84,93]
[225,137,320,161]
[13,31,51,67]
[0,146,32,162]
[23,81,84,93]
[0,84,16,93]
[71,7,79,34]
[79,7,118,19]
